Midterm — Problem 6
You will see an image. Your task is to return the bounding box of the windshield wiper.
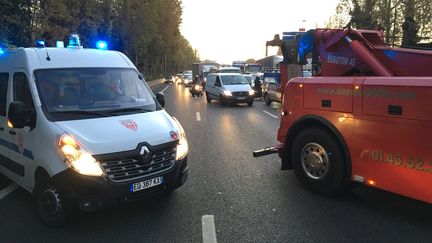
[50,110,114,117]
[107,107,155,114]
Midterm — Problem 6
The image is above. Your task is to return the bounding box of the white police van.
[0,35,188,225]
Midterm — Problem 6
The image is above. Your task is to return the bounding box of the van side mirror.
[156,92,165,108]
[8,101,31,129]
[215,82,221,87]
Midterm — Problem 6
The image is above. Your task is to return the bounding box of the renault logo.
[139,146,151,161]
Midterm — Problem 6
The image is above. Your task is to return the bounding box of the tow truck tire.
[35,181,67,227]
[206,92,211,103]
[290,127,349,196]
[264,93,271,105]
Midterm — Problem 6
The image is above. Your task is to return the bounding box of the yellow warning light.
[338,114,348,123]
[7,120,13,128]
[366,179,376,186]
[299,84,303,88]
[355,85,360,90]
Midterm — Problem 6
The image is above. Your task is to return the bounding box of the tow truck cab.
[0,39,188,225]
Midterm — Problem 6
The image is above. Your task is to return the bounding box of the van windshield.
[34,68,157,121]
[220,75,249,85]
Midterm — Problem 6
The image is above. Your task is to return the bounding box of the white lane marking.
[263,110,279,119]
[161,85,170,93]
[202,215,217,243]
[0,183,19,200]
[196,112,201,121]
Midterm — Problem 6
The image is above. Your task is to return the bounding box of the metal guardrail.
[147,79,164,87]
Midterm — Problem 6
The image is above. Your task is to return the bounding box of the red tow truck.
[254,27,432,204]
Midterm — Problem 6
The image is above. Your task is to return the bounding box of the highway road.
[1,81,431,242]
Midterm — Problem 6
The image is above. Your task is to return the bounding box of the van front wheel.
[35,182,67,226]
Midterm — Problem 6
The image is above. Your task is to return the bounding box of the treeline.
[0,0,198,79]
[326,0,431,48]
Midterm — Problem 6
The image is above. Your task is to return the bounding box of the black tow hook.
[253,147,279,157]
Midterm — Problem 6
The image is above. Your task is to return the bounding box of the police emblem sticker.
[120,119,138,131]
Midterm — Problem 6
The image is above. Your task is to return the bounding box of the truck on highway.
[244,63,262,74]
[254,27,432,204]
[192,62,219,84]
[232,60,246,73]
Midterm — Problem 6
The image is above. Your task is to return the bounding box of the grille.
[232,91,249,97]
[100,146,176,183]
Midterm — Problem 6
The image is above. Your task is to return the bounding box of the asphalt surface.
[0,82,431,242]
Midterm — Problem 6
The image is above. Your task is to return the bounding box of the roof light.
[96,40,108,50]
[56,41,65,48]
[35,40,45,48]
[68,34,82,48]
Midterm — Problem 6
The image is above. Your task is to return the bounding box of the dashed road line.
[202,215,217,243]
[196,112,201,121]
[0,183,19,200]
[263,110,279,119]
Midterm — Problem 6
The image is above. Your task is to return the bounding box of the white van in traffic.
[205,73,255,106]
[0,37,188,225]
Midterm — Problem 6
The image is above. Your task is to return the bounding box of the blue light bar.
[68,34,81,47]
[0,48,4,55]
[96,40,108,50]
[35,40,45,47]
[56,41,65,48]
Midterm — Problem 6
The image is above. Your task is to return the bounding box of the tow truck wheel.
[264,93,271,105]
[35,181,67,226]
[291,127,349,196]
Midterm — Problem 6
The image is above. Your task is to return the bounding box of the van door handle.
[9,130,16,135]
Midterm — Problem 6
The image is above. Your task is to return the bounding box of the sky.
[180,0,341,64]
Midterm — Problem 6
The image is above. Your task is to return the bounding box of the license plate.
[237,97,246,100]
[130,177,163,192]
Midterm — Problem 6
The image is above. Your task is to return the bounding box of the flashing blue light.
[96,40,108,50]
[56,41,65,48]
[68,34,81,47]
[35,40,45,48]
[0,48,4,55]
[384,50,396,59]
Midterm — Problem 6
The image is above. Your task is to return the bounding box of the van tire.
[290,127,349,196]
[220,95,226,106]
[206,92,211,103]
[247,102,253,106]
[35,181,67,227]
[264,93,271,105]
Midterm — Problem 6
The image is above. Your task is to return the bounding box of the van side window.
[13,73,35,111]
[0,73,9,116]
[215,76,221,86]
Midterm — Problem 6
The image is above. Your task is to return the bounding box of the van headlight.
[248,89,255,95]
[172,117,188,160]
[58,134,104,176]
[223,90,232,96]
